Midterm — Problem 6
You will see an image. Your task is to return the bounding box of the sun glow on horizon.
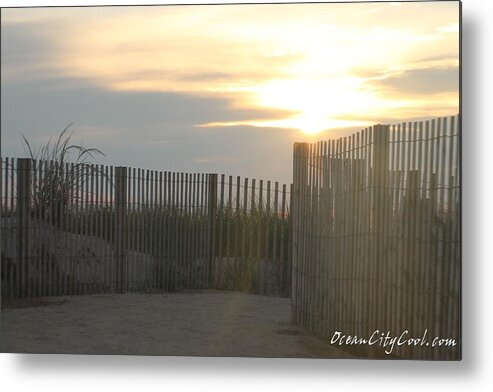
[197,115,372,136]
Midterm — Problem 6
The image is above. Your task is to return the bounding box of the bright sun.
[247,78,375,135]
[292,114,328,135]
[247,114,370,136]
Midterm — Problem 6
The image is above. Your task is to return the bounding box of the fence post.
[115,166,127,293]
[17,158,32,299]
[207,173,218,287]
[291,143,309,323]
[369,125,390,357]
[286,183,294,298]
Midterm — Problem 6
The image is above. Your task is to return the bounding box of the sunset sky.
[1,1,460,184]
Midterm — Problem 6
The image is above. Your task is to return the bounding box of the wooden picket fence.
[1,114,461,360]
[291,115,461,360]
[1,160,292,300]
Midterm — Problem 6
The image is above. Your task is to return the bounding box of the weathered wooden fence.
[291,115,460,360]
[1,160,292,300]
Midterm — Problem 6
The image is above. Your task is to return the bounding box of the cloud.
[438,23,459,34]
[2,76,293,128]
[369,66,459,96]
[0,20,59,80]
[2,3,459,93]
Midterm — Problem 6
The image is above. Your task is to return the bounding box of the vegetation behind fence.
[1,159,292,300]
[291,115,460,360]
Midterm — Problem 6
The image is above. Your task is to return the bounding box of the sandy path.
[1,290,355,358]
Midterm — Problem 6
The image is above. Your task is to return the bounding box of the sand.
[0,290,355,358]
[1,218,158,288]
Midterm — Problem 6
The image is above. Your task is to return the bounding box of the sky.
[1,1,460,185]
